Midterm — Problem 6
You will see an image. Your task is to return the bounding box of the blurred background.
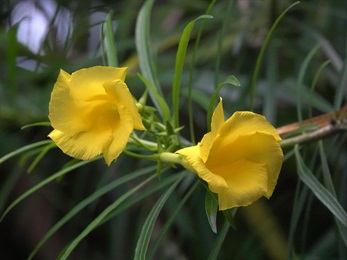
[1,0,346,259]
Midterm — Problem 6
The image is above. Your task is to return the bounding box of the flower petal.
[176,146,228,189]
[199,98,225,162]
[48,70,92,134]
[207,132,283,198]
[103,80,145,130]
[69,66,128,101]
[210,159,268,210]
[48,127,112,161]
[217,112,281,151]
[103,105,135,165]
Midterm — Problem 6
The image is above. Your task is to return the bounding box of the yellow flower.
[176,99,283,210]
[48,66,145,166]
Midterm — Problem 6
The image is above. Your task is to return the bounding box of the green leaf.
[208,219,230,260]
[172,14,213,128]
[1,159,97,222]
[296,44,321,122]
[250,1,300,111]
[318,141,347,246]
[103,12,118,67]
[148,178,198,258]
[59,174,157,260]
[28,165,157,260]
[20,121,51,130]
[136,0,166,119]
[334,43,347,110]
[0,140,53,164]
[134,172,185,260]
[137,73,170,121]
[294,145,347,227]
[27,141,56,173]
[205,190,218,233]
[207,75,240,129]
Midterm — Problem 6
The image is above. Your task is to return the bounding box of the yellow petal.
[209,159,268,210]
[176,146,228,189]
[207,132,283,198]
[69,66,128,101]
[199,98,225,162]
[103,105,134,165]
[48,70,92,134]
[216,112,281,153]
[103,80,145,130]
[48,127,112,161]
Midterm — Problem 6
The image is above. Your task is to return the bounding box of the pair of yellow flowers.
[48,66,283,210]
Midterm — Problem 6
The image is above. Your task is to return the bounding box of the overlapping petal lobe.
[208,132,283,198]
[208,160,268,210]
[176,146,228,189]
[217,112,281,152]
[103,105,134,165]
[200,98,225,162]
[103,80,145,130]
[69,67,128,101]
[48,73,91,134]
[48,125,112,161]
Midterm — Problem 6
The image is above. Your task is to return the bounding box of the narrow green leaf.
[135,0,165,119]
[250,1,300,111]
[27,142,56,173]
[28,166,157,260]
[200,180,236,229]
[334,43,347,110]
[134,172,185,260]
[296,44,321,122]
[59,174,157,260]
[1,159,97,221]
[148,178,198,258]
[104,12,118,67]
[309,60,331,117]
[100,169,180,225]
[188,0,217,145]
[207,75,240,129]
[0,140,53,164]
[137,73,170,121]
[208,219,230,260]
[21,121,51,130]
[318,141,347,246]
[172,14,213,128]
[205,190,218,233]
[294,145,347,227]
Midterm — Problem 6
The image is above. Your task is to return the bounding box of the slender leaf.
[0,140,52,164]
[294,145,347,227]
[148,178,199,259]
[135,0,166,119]
[21,121,51,130]
[250,1,300,111]
[134,172,185,260]
[137,73,170,121]
[59,174,157,260]
[208,219,230,260]
[296,44,321,122]
[188,0,217,144]
[207,75,240,129]
[0,159,97,221]
[335,43,347,110]
[104,12,118,67]
[318,141,347,246]
[205,190,218,233]
[28,166,157,260]
[172,14,213,128]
